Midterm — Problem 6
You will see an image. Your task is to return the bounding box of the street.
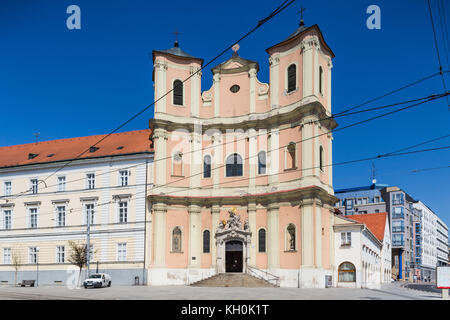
[0,282,444,300]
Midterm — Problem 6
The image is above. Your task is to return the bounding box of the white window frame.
[4,181,11,196]
[86,173,95,190]
[29,207,38,229]
[119,170,129,187]
[84,203,95,225]
[57,176,66,192]
[118,201,128,223]
[116,243,127,261]
[30,178,38,194]
[3,248,11,265]
[3,209,12,230]
[28,247,37,264]
[56,246,65,263]
[341,232,352,246]
[56,206,66,227]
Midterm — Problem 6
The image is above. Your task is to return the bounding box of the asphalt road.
[0,282,444,300]
[403,283,441,293]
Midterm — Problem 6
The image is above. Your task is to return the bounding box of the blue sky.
[1,0,449,226]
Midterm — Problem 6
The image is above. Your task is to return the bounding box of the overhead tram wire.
[437,0,450,74]
[3,90,443,201]
[146,91,449,194]
[411,164,450,173]
[18,0,296,196]
[7,142,449,226]
[427,0,450,109]
[379,132,450,157]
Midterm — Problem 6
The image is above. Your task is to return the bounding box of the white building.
[0,130,153,285]
[436,216,449,267]
[333,212,391,289]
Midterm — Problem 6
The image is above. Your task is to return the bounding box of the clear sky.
[1,0,449,226]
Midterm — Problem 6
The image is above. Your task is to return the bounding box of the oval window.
[230,85,240,93]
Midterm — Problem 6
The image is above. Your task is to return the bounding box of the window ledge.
[170,251,184,253]
[171,175,185,178]
[284,167,297,172]
[284,250,297,253]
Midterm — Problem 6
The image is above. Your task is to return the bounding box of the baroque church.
[147,18,339,288]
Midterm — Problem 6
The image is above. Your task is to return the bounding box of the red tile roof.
[0,129,153,169]
[348,212,388,241]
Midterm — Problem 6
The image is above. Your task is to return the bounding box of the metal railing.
[247,265,280,287]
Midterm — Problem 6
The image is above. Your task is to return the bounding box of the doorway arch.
[225,240,243,272]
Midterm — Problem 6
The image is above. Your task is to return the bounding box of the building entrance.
[225,240,243,272]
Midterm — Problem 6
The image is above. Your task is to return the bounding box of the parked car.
[83,273,111,288]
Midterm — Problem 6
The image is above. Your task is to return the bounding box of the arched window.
[173,80,183,105]
[172,227,182,252]
[203,230,210,253]
[258,229,266,252]
[226,153,243,177]
[287,64,296,93]
[203,155,211,178]
[319,66,323,95]
[319,145,324,171]
[258,151,266,175]
[172,151,183,176]
[286,224,296,251]
[338,262,356,282]
[286,142,296,169]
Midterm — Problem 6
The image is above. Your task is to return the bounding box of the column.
[249,68,256,113]
[152,202,166,268]
[269,55,279,109]
[248,128,257,193]
[268,128,279,184]
[153,128,167,187]
[248,202,257,266]
[190,67,201,117]
[190,129,202,192]
[213,73,220,117]
[154,60,167,114]
[301,118,313,178]
[267,203,280,271]
[302,38,314,98]
[211,205,220,270]
[188,205,202,268]
[314,199,322,268]
[301,199,314,267]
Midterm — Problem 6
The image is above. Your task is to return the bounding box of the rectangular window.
[56,206,65,227]
[345,199,353,210]
[392,220,404,233]
[3,248,11,265]
[29,208,38,228]
[4,181,11,196]
[374,196,380,203]
[85,204,94,225]
[341,232,351,246]
[4,210,11,230]
[119,170,129,187]
[57,176,66,192]
[30,179,38,194]
[86,173,95,190]
[117,243,127,261]
[392,234,404,246]
[29,247,37,264]
[392,193,404,205]
[392,207,404,219]
[56,246,65,263]
[118,201,128,223]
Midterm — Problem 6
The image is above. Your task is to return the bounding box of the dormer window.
[287,64,296,93]
[28,153,38,160]
[89,146,99,153]
[173,80,183,105]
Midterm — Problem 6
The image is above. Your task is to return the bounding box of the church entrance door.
[225,240,243,272]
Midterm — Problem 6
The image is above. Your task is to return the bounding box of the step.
[191,273,277,288]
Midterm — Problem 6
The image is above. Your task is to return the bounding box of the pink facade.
[148,23,339,287]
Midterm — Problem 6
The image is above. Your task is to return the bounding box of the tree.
[67,240,87,287]
[11,249,22,286]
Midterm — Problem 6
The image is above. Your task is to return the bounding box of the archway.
[225,240,243,272]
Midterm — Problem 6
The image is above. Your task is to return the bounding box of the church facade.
[147,21,339,288]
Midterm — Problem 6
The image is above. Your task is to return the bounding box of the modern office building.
[436,216,449,267]
[335,182,388,216]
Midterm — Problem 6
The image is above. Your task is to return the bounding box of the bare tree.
[11,249,21,286]
[67,240,87,287]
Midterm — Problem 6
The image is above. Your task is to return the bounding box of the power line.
[148,92,449,193]
[437,0,450,73]
[380,132,450,157]
[27,0,296,194]
[427,0,450,109]
[411,164,450,173]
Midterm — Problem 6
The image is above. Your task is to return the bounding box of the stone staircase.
[190,273,278,288]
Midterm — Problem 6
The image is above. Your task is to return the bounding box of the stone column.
[302,37,316,98]
[152,202,166,268]
[211,205,220,270]
[249,68,257,113]
[314,199,322,268]
[267,203,280,271]
[301,199,314,267]
[213,73,220,117]
[248,202,257,266]
[154,60,167,113]
[190,67,201,117]
[269,55,279,109]
[153,128,167,188]
[188,205,202,268]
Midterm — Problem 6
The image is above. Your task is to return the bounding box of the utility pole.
[86,208,90,279]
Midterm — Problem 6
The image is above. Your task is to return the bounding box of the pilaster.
[267,202,280,270]
[248,202,257,266]
[188,204,202,268]
[152,202,166,268]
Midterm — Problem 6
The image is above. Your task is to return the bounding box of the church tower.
[147,18,339,287]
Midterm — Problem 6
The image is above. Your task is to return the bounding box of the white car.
[83,273,111,288]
